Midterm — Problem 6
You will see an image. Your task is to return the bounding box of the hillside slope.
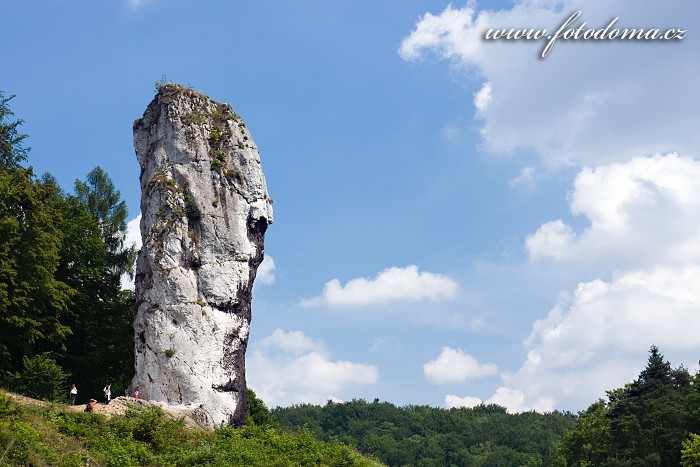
[0,391,382,466]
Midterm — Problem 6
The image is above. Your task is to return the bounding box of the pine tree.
[560,346,696,466]
[74,166,136,276]
[0,91,29,169]
[54,168,136,400]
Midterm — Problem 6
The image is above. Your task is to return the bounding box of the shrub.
[154,74,169,92]
[211,151,226,171]
[182,185,202,221]
[209,129,220,144]
[180,110,206,127]
[682,433,700,466]
[9,353,70,403]
[247,389,275,427]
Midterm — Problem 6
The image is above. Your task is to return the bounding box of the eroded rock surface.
[131,84,272,427]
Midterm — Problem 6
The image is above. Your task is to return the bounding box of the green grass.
[0,393,383,466]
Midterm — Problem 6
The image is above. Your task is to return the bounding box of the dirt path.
[2,392,209,428]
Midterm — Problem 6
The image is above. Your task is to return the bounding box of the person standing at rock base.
[70,384,78,405]
[103,383,111,404]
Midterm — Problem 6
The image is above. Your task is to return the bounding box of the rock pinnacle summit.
[131,84,273,427]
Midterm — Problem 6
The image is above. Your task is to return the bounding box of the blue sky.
[3,0,700,412]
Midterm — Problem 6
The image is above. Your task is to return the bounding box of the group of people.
[69,383,140,412]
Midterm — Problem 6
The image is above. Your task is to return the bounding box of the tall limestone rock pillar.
[131,84,273,427]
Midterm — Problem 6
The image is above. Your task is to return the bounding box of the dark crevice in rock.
[211,302,240,315]
[247,214,269,281]
[212,379,240,393]
[217,213,270,426]
[219,329,248,427]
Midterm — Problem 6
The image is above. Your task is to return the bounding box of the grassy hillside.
[0,391,382,466]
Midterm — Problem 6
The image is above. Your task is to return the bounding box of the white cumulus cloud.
[445,387,554,413]
[445,394,482,409]
[514,154,700,410]
[398,4,485,63]
[259,329,319,354]
[487,387,556,413]
[400,1,700,416]
[460,154,700,412]
[424,346,498,385]
[400,2,700,167]
[256,256,276,285]
[473,82,492,113]
[526,154,700,267]
[246,329,379,407]
[120,214,142,291]
[468,265,700,412]
[302,265,458,307]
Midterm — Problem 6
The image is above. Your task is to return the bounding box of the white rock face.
[131,84,273,427]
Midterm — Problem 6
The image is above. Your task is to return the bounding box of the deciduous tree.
[0,167,75,369]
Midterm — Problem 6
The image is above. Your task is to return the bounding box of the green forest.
[273,346,700,466]
[273,399,575,465]
[3,90,700,466]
